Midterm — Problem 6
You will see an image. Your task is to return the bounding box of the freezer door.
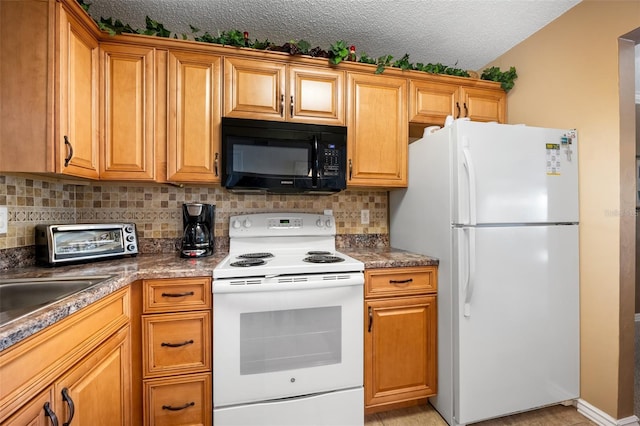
[451,121,578,225]
[453,225,579,425]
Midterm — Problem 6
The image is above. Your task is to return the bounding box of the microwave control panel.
[322,148,341,176]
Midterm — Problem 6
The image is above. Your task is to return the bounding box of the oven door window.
[53,229,124,258]
[240,306,341,375]
[231,139,311,177]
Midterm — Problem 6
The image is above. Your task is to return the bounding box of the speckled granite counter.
[0,248,437,352]
[345,248,439,269]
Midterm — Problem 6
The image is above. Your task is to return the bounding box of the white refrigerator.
[389,119,579,426]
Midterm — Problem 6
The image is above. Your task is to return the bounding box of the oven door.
[213,273,364,407]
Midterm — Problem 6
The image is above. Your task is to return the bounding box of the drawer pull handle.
[368,306,373,333]
[44,402,59,426]
[162,402,195,411]
[389,278,413,284]
[161,291,195,298]
[61,388,75,426]
[161,339,194,348]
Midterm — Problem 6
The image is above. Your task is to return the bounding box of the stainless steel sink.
[0,275,114,327]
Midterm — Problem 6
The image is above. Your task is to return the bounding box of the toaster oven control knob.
[316,219,324,227]
[126,235,135,242]
[127,244,136,251]
[125,225,134,233]
[325,219,333,228]
[243,219,252,228]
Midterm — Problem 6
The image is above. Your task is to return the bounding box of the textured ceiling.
[86,0,581,71]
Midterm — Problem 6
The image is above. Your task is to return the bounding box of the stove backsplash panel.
[0,174,389,268]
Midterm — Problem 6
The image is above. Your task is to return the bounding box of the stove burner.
[306,250,332,255]
[238,252,274,259]
[303,255,345,264]
[230,258,267,267]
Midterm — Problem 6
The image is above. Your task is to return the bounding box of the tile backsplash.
[0,174,389,255]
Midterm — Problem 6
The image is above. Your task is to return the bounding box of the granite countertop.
[0,248,437,352]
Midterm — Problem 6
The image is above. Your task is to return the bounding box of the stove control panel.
[229,213,336,237]
[268,218,303,228]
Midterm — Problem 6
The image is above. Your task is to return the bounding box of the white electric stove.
[212,213,364,426]
[213,212,364,280]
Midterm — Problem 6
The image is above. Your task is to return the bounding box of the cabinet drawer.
[365,267,437,298]
[143,277,211,313]
[144,373,211,426]
[143,311,211,377]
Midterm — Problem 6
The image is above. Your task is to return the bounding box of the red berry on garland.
[348,45,356,61]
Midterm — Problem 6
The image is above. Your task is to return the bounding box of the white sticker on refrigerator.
[546,143,561,175]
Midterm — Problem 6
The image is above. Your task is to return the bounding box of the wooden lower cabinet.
[0,287,131,424]
[364,267,438,414]
[140,277,213,425]
[54,326,131,425]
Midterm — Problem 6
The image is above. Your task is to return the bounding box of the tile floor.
[364,403,595,426]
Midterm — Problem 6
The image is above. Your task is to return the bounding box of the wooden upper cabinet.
[224,57,344,124]
[288,65,344,125]
[167,50,222,183]
[100,43,156,180]
[224,57,285,120]
[409,80,459,126]
[409,77,506,126]
[347,72,408,188]
[0,0,99,177]
[460,85,506,123]
[58,7,100,179]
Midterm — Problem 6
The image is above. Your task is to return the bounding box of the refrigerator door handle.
[463,227,476,317]
[462,147,477,225]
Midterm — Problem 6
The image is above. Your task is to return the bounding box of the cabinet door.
[347,73,408,187]
[460,86,506,123]
[1,387,56,426]
[409,80,458,125]
[57,5,99,179]
[223,57,286,120]
[167,51,222,182]
[54,326,131,426]
[364,296,437,408]
[100,43,156,180]
[289,66,344,125]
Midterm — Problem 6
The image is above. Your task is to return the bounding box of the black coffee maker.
[180,203,215,258]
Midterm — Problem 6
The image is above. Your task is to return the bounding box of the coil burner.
[238,252,274,259]
[303,255,345,264]
[230,258,267,267]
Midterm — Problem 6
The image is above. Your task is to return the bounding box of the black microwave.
[221,118,347,194]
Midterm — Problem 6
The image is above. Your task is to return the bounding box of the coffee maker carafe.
[180,203,215,258]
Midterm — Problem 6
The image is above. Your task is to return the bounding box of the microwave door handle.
[312,135,319,186]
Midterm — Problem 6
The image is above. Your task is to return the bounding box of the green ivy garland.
[78,1,517,91]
